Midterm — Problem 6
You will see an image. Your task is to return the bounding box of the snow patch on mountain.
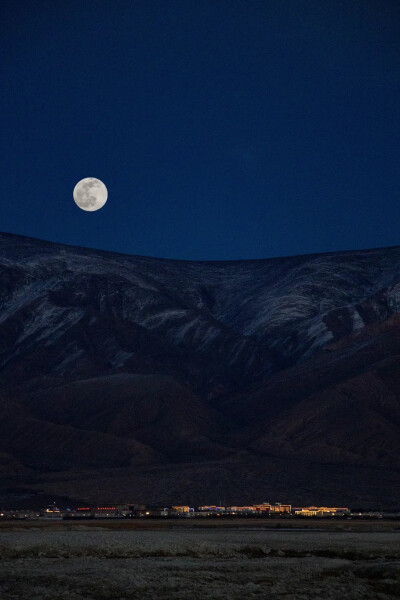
[2,233,400,387]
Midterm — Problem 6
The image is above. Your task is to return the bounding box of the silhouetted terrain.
[1,232,400,507]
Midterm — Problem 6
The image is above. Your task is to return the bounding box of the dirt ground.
[0,517,399,531]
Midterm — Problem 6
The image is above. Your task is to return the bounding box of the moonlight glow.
[73,178,108,212]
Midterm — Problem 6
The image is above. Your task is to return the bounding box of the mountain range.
[1,232,400,508]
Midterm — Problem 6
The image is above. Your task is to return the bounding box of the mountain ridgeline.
[1,232,400,507]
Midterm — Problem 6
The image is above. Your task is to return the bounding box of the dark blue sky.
[1,0,399,260]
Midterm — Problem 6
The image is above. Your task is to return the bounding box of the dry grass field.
[0,519,399,599]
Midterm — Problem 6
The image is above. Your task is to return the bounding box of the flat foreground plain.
[0,520,399,599]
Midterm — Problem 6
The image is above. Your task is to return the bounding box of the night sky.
[1,0,399,260]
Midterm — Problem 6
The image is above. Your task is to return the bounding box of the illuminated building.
[252,503,271,512]
[252,503,291,513]
[75,507,92,517]
[292,506,349,517]
[269,504,291,513]
[171,506,193,513]
[40,504,62,519]
[94,506,117,517]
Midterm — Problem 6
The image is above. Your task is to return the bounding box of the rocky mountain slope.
[1,232,400,507]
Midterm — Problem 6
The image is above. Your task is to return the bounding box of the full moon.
[73,177,108,211]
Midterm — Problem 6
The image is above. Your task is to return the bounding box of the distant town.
[1,502,399,520]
